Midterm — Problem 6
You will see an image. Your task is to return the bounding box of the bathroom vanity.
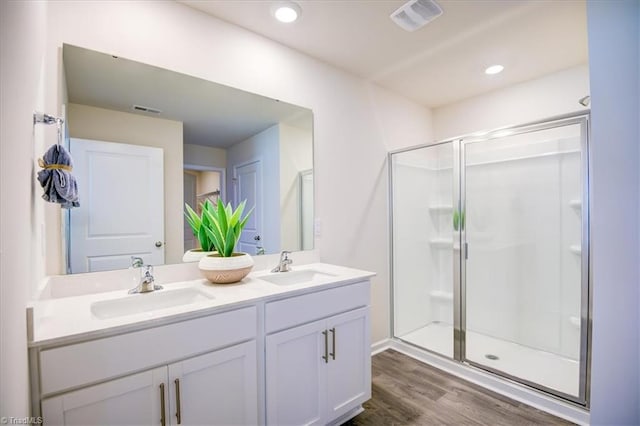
[28,263,374,426]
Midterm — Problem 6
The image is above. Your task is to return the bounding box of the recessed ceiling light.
[272,2,301,23]
[485,65,504,75]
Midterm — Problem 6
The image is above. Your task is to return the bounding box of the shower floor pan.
[399,322,579,397]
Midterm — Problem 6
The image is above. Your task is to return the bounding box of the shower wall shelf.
[569,316,581,329]
[428,205,453,213]
[429,290,453,302]
[569,245,582,255]
[429,238,453,249]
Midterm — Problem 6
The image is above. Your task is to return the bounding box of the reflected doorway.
[183,166,225,252]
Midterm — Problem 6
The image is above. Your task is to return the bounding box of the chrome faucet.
[271,250,293,273]
[128,264,163,294]
[131,256,144,268]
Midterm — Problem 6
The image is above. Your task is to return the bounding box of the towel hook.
[33,112,63,126]
[34,112,64,145]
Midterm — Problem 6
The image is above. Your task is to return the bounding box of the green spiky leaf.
[188,199,255,257]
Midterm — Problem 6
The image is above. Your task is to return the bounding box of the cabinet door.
[41,367,167,426]
[326,307,371,421]
[266,319,327,426]
[168,340,258,425]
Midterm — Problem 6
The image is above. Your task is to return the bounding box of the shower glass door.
[461,117,588,403]
[391,141,456,358]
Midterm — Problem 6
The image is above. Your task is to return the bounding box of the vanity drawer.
[265,281,370,333]
[39,306,256,395]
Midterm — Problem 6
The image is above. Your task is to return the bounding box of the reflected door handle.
[155,241,163,248]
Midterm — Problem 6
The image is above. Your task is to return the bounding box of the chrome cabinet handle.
[174,378,182,424]
[322,330,329,363]
[329,327,336,360]
[160,383,166,426]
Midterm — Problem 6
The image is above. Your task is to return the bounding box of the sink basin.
[91,287,214,319]
[260,269,337,286]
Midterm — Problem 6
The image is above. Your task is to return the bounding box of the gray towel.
[37,144,79,208]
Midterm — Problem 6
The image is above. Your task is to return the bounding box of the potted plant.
[183,200,218,262]
[197,199,255,284]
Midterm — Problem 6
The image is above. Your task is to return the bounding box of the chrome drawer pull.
[329,327,336,360]
[322,330,329,363]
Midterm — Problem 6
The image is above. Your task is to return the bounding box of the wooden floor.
[343,350,575,426]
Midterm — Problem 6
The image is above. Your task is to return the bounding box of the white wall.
[196,171,221,197]
[183,143,226,170]
[587,0,640,423]
[67,103,185,265]
[0,0,48,418]
[433,65,590,141]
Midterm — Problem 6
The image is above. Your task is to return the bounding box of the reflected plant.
[185,200,217,252]
[453,209,465,231]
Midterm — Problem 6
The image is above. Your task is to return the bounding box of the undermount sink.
[259,269,337,286]
[91,287,214,319]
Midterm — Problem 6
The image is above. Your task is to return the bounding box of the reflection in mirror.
[61,44,314,274]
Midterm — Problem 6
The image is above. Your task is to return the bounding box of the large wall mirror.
[61,44,314,274]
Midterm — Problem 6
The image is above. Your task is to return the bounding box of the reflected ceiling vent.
[132,104,162,114]
[390,0,443,32]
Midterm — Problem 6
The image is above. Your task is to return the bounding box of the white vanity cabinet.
[35,306,258,426]
[264,281,371,425]
[30,266,375,426]
[42,341,257,425]
[42,367,167,425]
[167,340,257,425]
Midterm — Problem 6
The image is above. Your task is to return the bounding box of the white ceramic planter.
[182,249,216,263]
[198,253,254,284]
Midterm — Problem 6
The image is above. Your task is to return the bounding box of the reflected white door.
[69,138,164,273]
[183,172,197,251]
[234,160,262,255]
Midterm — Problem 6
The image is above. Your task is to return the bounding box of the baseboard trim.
[388,339,590,425]
[370,338,391,355]
[328,405,364,426]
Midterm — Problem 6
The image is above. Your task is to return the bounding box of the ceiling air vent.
[390,0,443,32]
[132,104,162,114]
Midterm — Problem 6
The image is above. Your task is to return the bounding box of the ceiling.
[63,44,312,148]
[181,0,588,108]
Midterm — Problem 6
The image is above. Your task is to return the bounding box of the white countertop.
[28,263,375,348]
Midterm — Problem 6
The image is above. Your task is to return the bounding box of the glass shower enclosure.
[390,113,590,405]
